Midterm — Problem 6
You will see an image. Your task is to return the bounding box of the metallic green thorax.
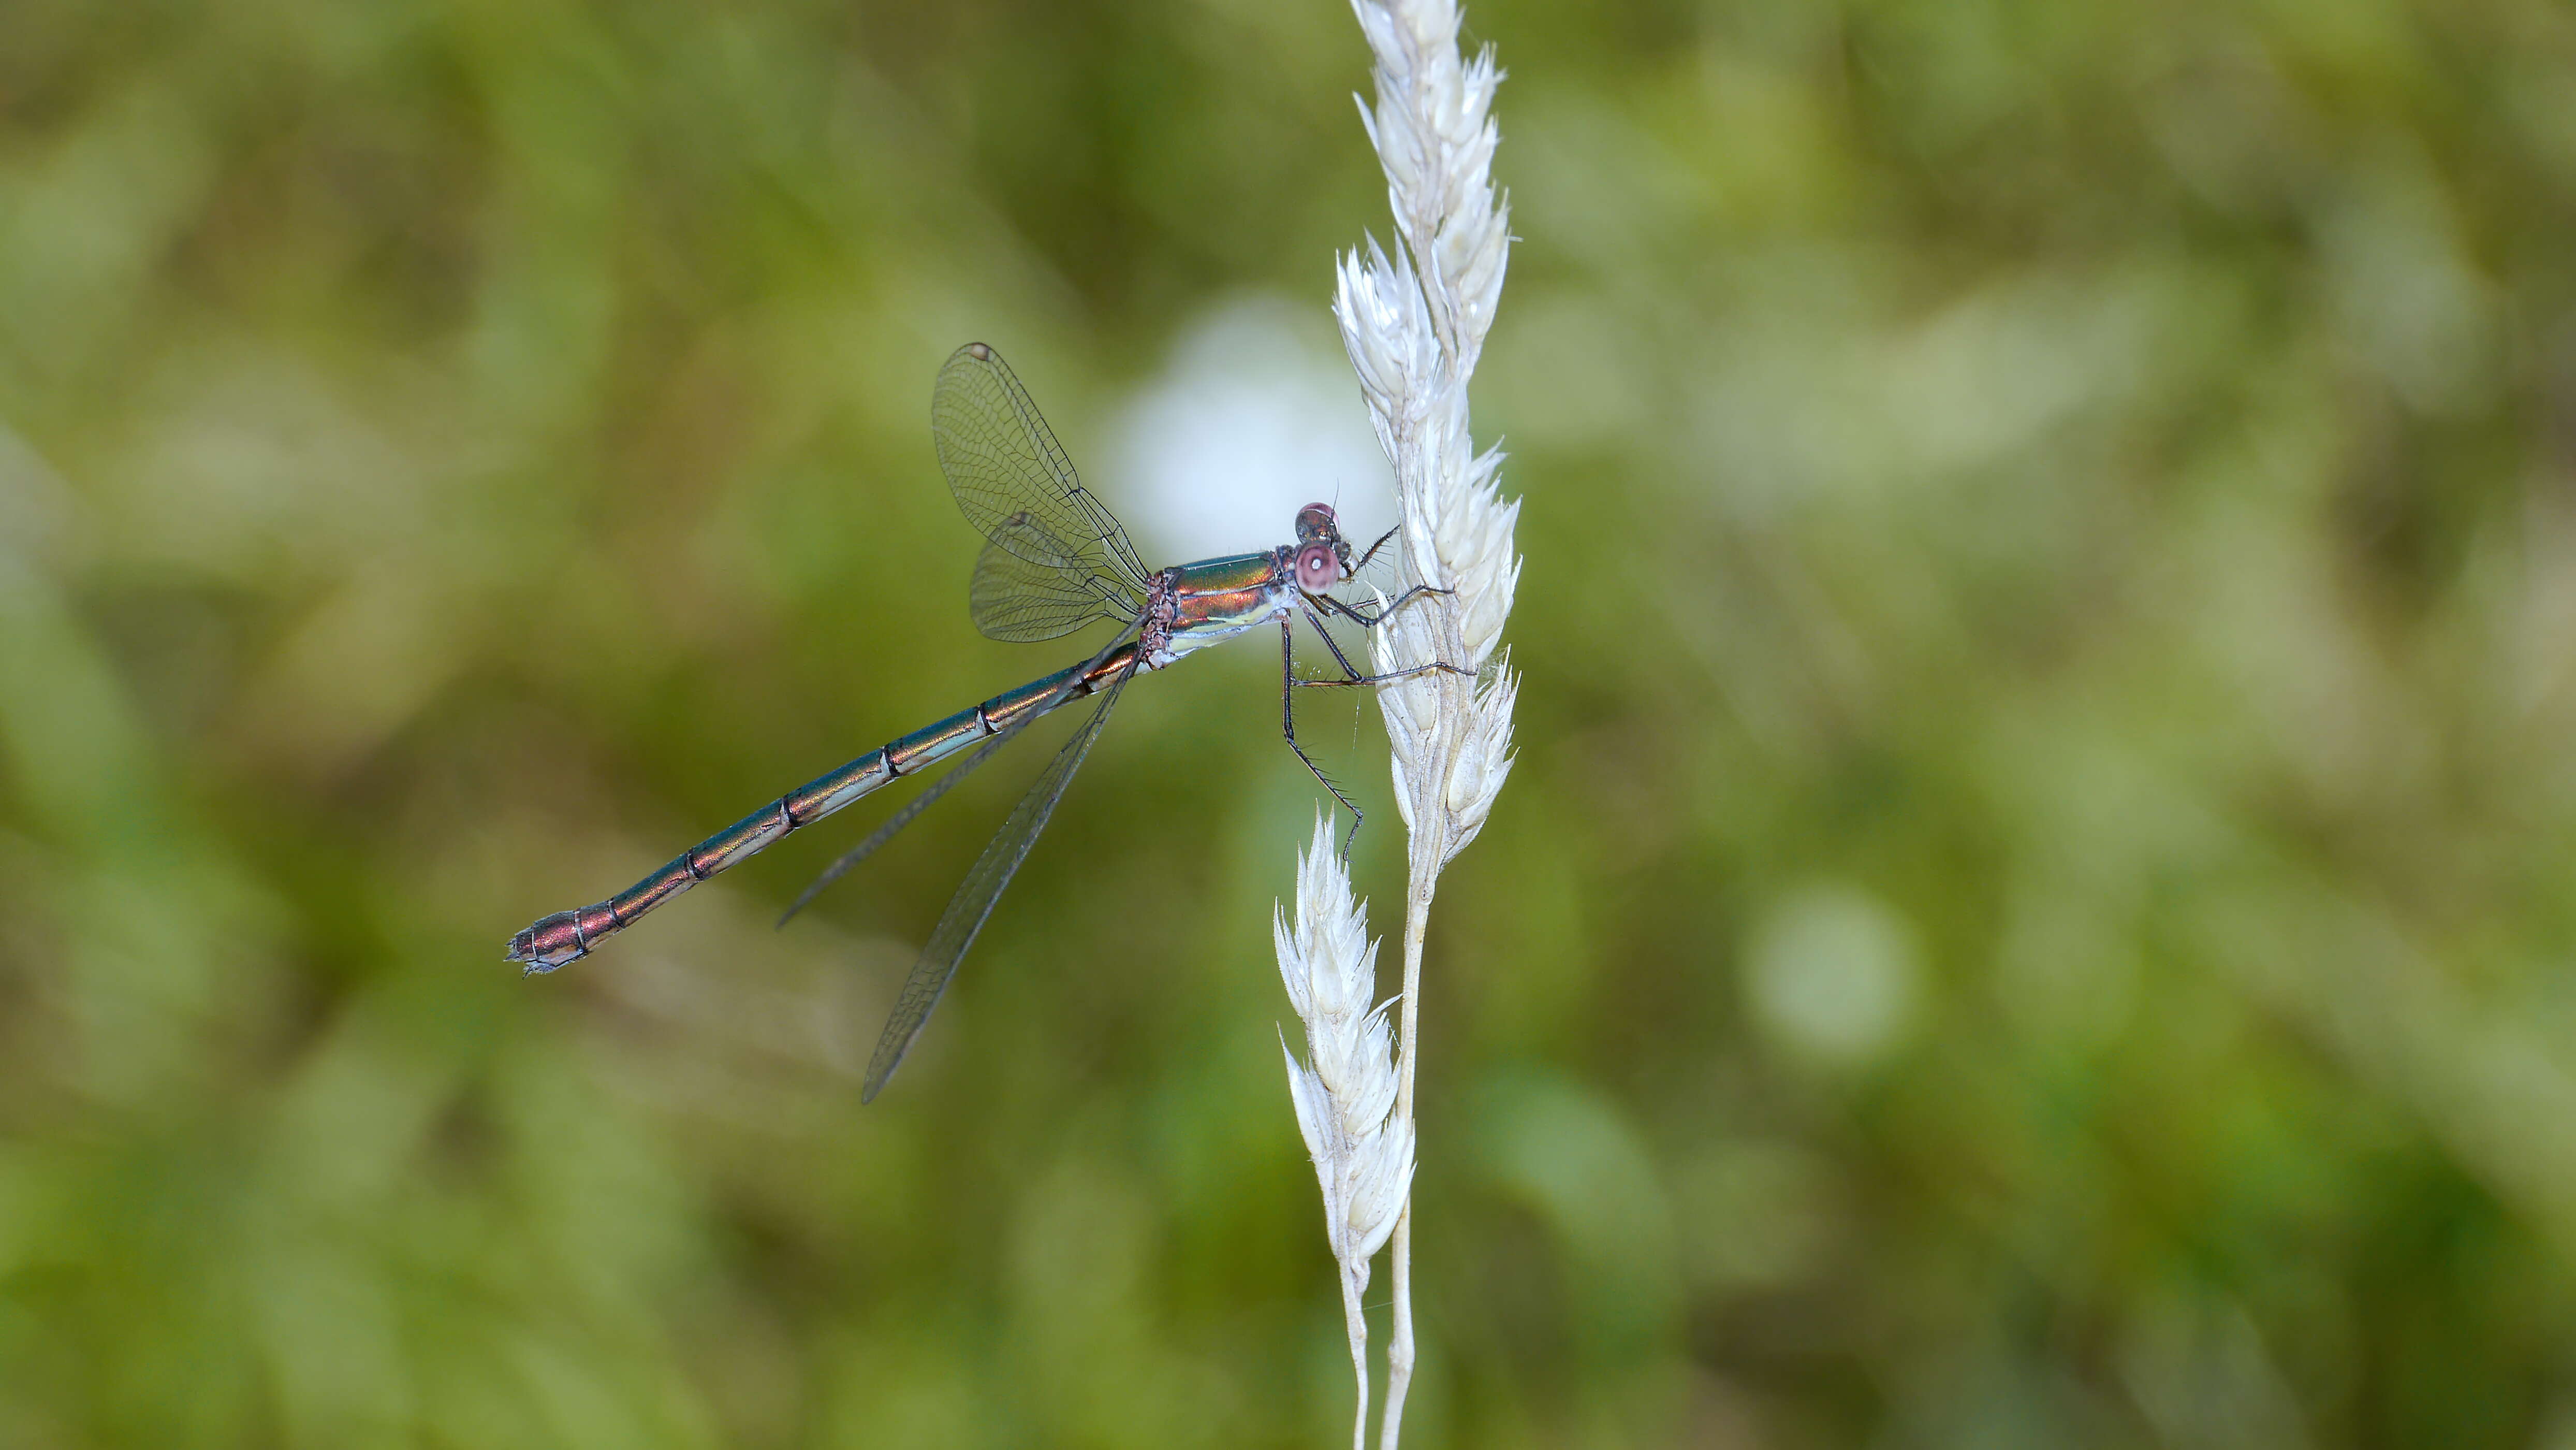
[1149,549,1298,665]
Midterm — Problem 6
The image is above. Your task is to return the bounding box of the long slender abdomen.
[505,645,1139,970]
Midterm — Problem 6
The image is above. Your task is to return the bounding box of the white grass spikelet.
[1276,814,1414,1449]
[1276,815,1412,1265]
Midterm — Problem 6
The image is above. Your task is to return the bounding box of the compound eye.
[1295,542,1339,591]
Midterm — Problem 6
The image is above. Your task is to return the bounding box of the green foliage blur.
[5,0,2575,1444]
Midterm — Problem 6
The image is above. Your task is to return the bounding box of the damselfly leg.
[1306,584,1454,630]
[1281,589,1474,859]
[1352,524,1399,572]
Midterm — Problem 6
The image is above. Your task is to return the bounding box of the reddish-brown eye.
[1296,543,1338,590]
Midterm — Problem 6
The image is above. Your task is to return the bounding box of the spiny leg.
[1282,619,1368,858]
[1307,584,1451,630]
[1298,603,1475,687]
[1297,660,1471,689]
[1351,524,1400,573]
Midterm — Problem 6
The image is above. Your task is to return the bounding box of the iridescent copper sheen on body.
[1146,551,1300,664]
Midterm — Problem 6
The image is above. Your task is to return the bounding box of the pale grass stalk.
[1276,815,1414,1450]
[1285,1,1517,1446]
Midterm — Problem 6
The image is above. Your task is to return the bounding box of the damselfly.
[507,342,1461,1100]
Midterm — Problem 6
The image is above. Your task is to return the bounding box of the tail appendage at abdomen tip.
[507,906,610,972]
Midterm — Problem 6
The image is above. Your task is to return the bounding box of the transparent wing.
[932,343,1153,606]
[860,658,1135,1103]
[971,519,1133,643]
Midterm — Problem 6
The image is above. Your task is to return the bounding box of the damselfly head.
[1293,502,1354,587]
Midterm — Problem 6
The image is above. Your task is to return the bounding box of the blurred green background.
[5,0,2576,1444]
